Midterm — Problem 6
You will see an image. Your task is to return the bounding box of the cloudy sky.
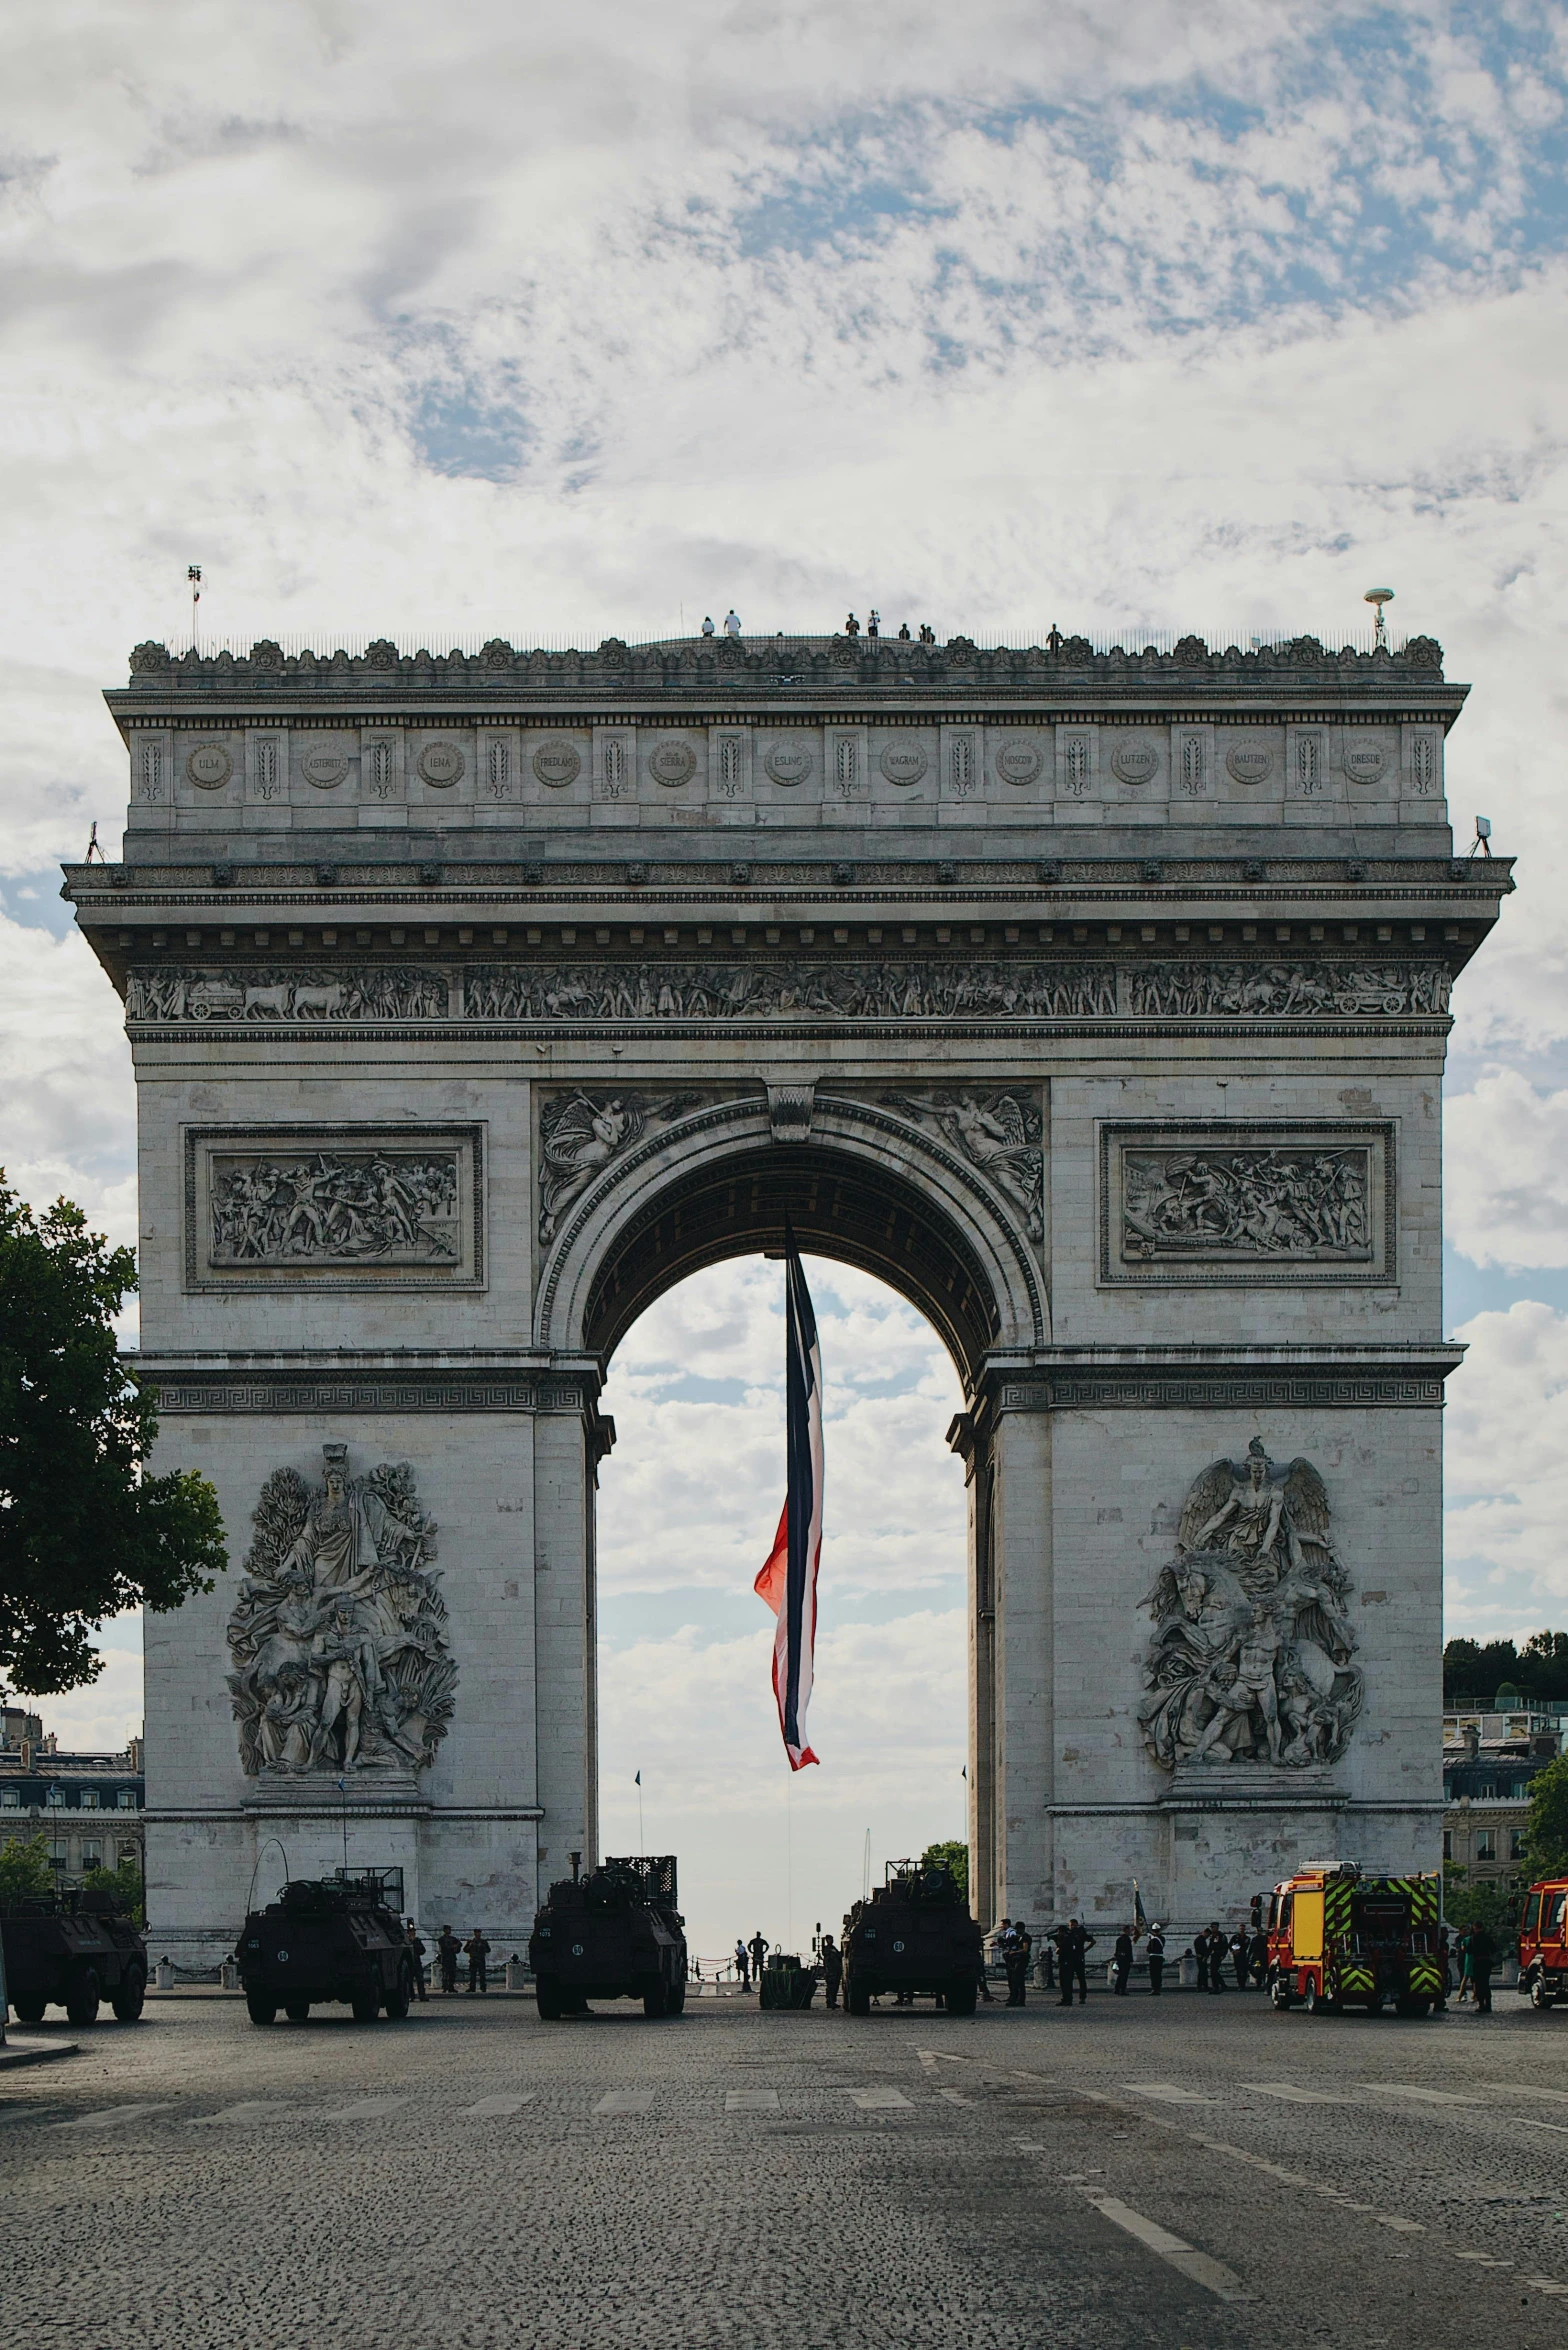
[5,1,1568,1954]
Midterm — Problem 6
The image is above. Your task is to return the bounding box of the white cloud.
[1448,1067,1568,1270]
[1445,1301,1568,1638]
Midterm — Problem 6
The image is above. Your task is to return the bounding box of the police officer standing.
[405,1917,428,2003]
[1004,1921,1031,2007]
[1146,1922,1167,1995]
[820,1933,843,2010]
[1111,1926,1134,1996]
[436,1925,461,1994]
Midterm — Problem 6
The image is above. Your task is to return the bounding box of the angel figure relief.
[537,1090,699,1243]
[226,1444,456,1777]
[1138,1438,1363,1771]
[889,1091,1044,1239]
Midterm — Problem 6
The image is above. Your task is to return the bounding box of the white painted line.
[1454,2254,1513,2267]
[847,2087,914,2110]
[1243,2081,1351,2105]
[725,2089,780,2113]
[1122,2081,1219,2106]
[53,2104,173,2131]
[937,2087,973,2106]
[1376,2216,1424,2234]
[594,2090,653,2115]
[1526,2279,1568,2297]
[1079,2192,1250,2303]
[189,2102,299,2124]
[1359,2082,1480,2106]
[460,2093,535,2116]
[1484,2082,1568,2105]
[317,2095,408,2121]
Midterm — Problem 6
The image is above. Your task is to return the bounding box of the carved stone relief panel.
[875,1087,1044,1239]
[1100,1122,1394,1285]
[186,1125,484,1290]
[227,1443,455,1778]
[1139,1440,1362,1770]
[536,1089,705,1243]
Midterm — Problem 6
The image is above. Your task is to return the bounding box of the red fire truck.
[1516,1880,1568,2009]
[1265,1863,1442,2016]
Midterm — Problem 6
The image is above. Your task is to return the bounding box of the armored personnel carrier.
[236,1873,415,2025]
[1,1888,148,2025]
[529,1854,687,2019]
[842,1860,982,2016]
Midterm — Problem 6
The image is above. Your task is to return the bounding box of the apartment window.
[80,1788,99,1810]
[117,1842,138,1868]
[80,1840,102,1869]
[1,1786,18,1808]
[118,1788,135,1810]
[1511,1828,1526,1861]
[1442,1829,1452,1860]
[45,1786,64,1808]
[1475,1828,1496,1860]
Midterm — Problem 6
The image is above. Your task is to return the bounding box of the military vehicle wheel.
[12,1997,46,2024]
[111,1964,147,2022]
[284,1999,311,2022]
[563,1991,589,2015]
[665,1979,686,2016]
[536,1978,563,2020]
[946,1975,977,2017]
[246,1989,278,2025]
[642,1982,668,2018]
[350,1981,381,2022]
[1531,1973,1557,2010]
[847,1979,871,2017]
[65,1966,101,2026]
[384,1965,413,2021]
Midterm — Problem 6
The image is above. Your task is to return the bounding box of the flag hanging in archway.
[754,1230,822,1769]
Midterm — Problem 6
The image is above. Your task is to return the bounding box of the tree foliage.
[1442,1863,1521,1941]
[82,1858,145,1925]
[920,1839,968,1898]
[0,1831,56,1897]
[0,1175,226,1693]
[1444,1631,1568,1706]
[1525,1752,1568,1880]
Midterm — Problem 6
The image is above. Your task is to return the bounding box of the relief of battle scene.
[1122,1145,1372,1264]
[1139,1441,1363,1771]
[210,1148,461,1266]
[227,1445,456,1777]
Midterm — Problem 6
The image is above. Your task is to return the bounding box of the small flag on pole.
[634,1771,641,1786]
[1133,1881,1148,1940]
[754,1225,823,1769]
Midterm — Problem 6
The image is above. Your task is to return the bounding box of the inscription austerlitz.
[211,1149,461,1266]
[127,961,1454,1027]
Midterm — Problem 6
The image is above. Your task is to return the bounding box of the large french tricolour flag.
[753,1231,823,1770]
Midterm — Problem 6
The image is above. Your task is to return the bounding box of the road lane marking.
[1122,2082,1219,2106]
[1484,2082,1568,2104]
[53,2105,173,2131]
[460,2094,535,2116]
[1454,2254,1514,2266]
[316,2096,408,2121]
[1077,2191,1249,2303]
[594,2090,653,2115]
[1243,2081,1351,2105]
[1525,2279,1568,2296]
[937,2087,973,2106]
[189,2102,300,2124]
[1359,2083,1481,2106]
[847,2087,914,2110]
[725,2089,780,2113]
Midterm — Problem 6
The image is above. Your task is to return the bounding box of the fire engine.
[1265,1863,1442,2016]
[1516,1879,1568,2009]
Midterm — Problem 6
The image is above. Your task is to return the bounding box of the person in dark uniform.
[1205,1922,1226,1992]
[1468,1921,1496,2014]
[748,1931,769,1991]
[1146,1923,1166,1995]
[1112,1926,1134,1995]
[1230,1929,1250,1991]
[464,1927,491,1994]
[1004,1922,1032,2007]
[820,1934,843,2010]
[1248,1924,1270,1987]
[436,1925,461,1994]
[1059,1919,1094,2006]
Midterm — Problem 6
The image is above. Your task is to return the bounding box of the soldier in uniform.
[437,1924,461,1993]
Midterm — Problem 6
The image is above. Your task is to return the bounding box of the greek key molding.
[1099,1121,1396,1287]
[994,1372,1451,1412]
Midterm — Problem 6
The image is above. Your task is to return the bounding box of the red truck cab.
[1517,1880,1568,2009]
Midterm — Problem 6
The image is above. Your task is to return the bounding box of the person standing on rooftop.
[701,615,715,636]
[723,609,742,636]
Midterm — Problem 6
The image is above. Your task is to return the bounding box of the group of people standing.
[400,1920,493,1995]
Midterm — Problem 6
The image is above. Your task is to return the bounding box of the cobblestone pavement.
[5,1986,1568,2349]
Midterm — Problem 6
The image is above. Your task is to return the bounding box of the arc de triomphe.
[65,625,1506,1962]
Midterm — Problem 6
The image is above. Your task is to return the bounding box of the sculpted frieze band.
[127,959,1453,1026]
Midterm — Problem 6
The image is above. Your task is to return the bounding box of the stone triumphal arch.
[67,624,1507,1962]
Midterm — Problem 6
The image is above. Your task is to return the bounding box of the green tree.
[0,1832,57,1897]
[919,1839,968,1898]
[1443,1863,1521,1943]
[0,1175,227,1693]
[82,1858,145,1925]
[1525,1752,1568,1878]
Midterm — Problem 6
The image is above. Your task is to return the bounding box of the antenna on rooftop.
[1363,586,1394,647]
[188,565,202,653]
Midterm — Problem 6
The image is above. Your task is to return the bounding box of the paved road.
[4,1986,1568,2348]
